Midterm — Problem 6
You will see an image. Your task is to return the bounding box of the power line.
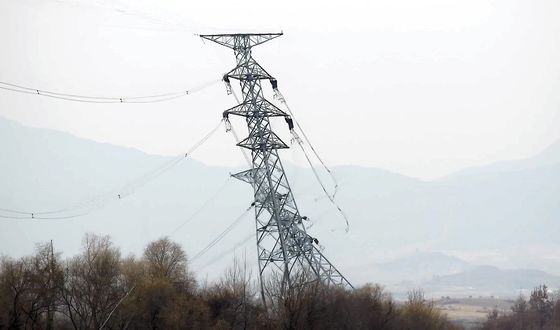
[190,204,253,262]
[195,233,254,271]
[53,0,231,34]
[168,177,232,237]
[274,87,340,198]
[0,120,224,220]
[272,86,350,231]
[294,136,351,232]
[98,284,136,330]
[0,79,219,103]
[0,208,30,215]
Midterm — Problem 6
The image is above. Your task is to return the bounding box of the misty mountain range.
[1,116,559,296]
[371,252,560,298]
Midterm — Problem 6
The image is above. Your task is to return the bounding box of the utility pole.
[200,33,352,306]
[47,239,54,330]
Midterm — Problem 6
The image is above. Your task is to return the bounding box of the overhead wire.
[53,0,234,34]
[0,214,32,220]
[190,204,254,263]
[0,119,224,220]
[0,79,219,104]
[295,136,350,232]
[0,208,31,215]
[98,284,136,330]
[223,82,350,231]
[274,88,340,198]
[273,88,350,232]
[205,38,252,167]
[103,0,200,32]
[195,233,254,271]
[51,0,197,33]
[176,84,255,271]
[168,177,233,237]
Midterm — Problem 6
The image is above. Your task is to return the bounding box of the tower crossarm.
[199,33,283,49]
[225,59,274,81]
[223,98,287,118]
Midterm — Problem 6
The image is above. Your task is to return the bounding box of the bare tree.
[143,237,191,285]
[119,237,201,329]
[529,284,554,327]
[399,289,455,330]
[22,242,63,329]
[59,233,124,330]
[203,256,262,329]
[0,242,63,330]
[1,235,464,330]
[0,256,29,328]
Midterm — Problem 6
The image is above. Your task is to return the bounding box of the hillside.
[423,265,560,297]
[1,116,560,291]
[447,140,560,177]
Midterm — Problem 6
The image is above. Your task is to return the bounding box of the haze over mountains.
[1,116,559,296]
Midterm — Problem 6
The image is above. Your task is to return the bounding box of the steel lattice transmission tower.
[200,33,352,303]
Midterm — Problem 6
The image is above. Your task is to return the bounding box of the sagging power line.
[0,119,224,220]
[0,28,354,310]
[273,86,340,199]
[0,79,219,103]
[274,93,350,231]
[195,233,254,271]
[190,204,254,263]
[168,177,233,237]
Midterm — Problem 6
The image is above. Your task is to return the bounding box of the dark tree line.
[481,285,560,330]
[1,234,459,329]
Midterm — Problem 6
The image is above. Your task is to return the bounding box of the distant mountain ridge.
[423,265,560,295]
[1,116,560,293]
[372,252,472,283]
[446,139,560,178]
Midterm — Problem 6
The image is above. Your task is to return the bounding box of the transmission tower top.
[199,32,283,49]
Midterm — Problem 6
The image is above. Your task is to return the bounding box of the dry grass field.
[434,297,515,329]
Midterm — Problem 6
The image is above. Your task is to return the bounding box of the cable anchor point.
[223,112,232,132]
[223,76,232,95]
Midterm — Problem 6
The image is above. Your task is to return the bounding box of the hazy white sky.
[0,0,559,179]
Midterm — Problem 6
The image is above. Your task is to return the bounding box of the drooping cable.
[0,214,33,220]
[274,87,340,198]
[0,79,219,104]
[190,204,253,262]
[272,86,349,232]
[98,284,136,330]
[195,233,254,271]
[0,208,31,215]
[168,177,232,237]
[52,0,232,35]
[0,120,224,220]
[0,212,98,221]
[99,0,201,32]
[294,136,350,232]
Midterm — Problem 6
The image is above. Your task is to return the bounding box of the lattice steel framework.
[200,33,352,305]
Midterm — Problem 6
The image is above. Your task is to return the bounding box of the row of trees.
[1,234,459,329]
[481,285,560,330]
